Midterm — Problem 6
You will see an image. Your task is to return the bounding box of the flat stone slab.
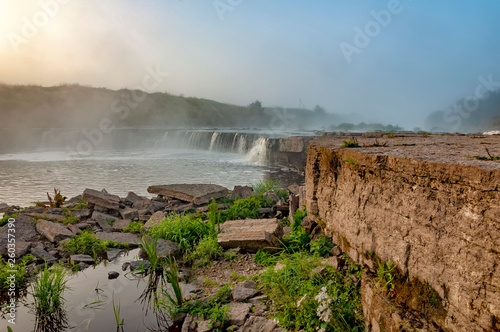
[218,218,283,252]
[142,211,165,233]
[94,232,140,247]
[82,188,120,210]
[112,219,132,232]
[147,184,229,205]
[36,219,74,243]
[70,254,94,264]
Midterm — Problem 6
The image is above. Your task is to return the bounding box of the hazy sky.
[1,0,499,128]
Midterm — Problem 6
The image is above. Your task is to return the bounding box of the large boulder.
[36,219,73,243]
[82,188,120,210]
[217,218,283,252]
[147,184,228,205]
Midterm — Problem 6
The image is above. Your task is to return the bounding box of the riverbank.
[0,181,362,331]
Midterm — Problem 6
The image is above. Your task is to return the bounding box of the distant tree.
[249,100,263,111]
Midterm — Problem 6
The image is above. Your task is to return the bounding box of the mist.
[1,0,500,131]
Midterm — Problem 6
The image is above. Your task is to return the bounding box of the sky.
[1,0,499,128]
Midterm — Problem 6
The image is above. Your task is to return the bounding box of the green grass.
[0,255,36,297]
[282,208,311,253]
[32,263,70,322]
[254,249,280,266]
[140,236,161,271]
[123,221,143,234]
[185,235,223,267]
[251,180,288,200]
[224,195,273,221]
[73,199,87,209]
[0,213,19,228]
[63,231,119,259]
[148,213,210,252]
[259,253,364,332]
[342,138,359,148]
[310,234,334,257]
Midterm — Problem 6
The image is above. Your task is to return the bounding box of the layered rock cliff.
[305,133,500,331]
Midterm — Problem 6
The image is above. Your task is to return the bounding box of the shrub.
[251,180,288,200]
[310,234,334,257]
[342,138,359,148]
[259,253,364,331]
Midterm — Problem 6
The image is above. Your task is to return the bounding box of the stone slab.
[82,188,120,210]
[147,184,228,205]
[36,219,73,243]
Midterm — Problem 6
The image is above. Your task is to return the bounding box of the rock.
[238,316,278,332]
[248,295,269,305]
[0,202,9,212]
[70,254,94,264]
[107,249,123,261]
[147,184,229,205]
[139,236,181,259]
[287,183,300,195]
[232,185,254,199]
[289,193,299,224]
[196,320,212,332]
[67,209,91,219]
[263,190,280,204]
[129,260,151,271]
[120,208,138,220]
[174,203,194,213]
[112,219,132,232]
[31,245,57,263]
[121,262,130,271]
[330,245,342,256]
[92,210,116,223]
[94,232,140,247]
[108,271,120,279]
[232,280,259,302]
[36,219,73,243]
[298,185,306,208]
[82,188,120,210]
[137,209,152,221]
[253,303,267,316]
[67,223,81,235]
[321,256,340,270]
[257,208,273,216]
[228,302,252,326]
[124,191,143,205]
[181,314,197,332]
[78,262,89,270]
[28,213,65,222]
[0,214,37,257]
[63,195,82,207]
[96,219,113,233]
[132,199,166,212]
[142,211,165,232]
[14,242,32,258]
[218,219,283,252]
[75,222,93,229]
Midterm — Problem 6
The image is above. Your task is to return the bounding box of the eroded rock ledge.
[305,133,500,331]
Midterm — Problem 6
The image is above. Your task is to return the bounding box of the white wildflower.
[315,286,332,324]
[316,327,326,332]
[297,293,308,307]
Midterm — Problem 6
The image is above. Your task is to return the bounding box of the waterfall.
[245,137,268,165]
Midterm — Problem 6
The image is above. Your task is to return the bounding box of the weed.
[60,210,79,225]
[203,277,219,288]
[225,195,272,220]
[140,236,161,271]
[112,291,125,328]
[345,157,359,167]
[148,213,210,252]
[63,231,119,259]
[161,256,184,313]
[0,255,36,297]
[310,234,334,257]
[473,148,500,161]
[254,249,279,266]
[230,270,246,282]
[46,188,67,208]
[251,180,288,200]
[73,198,87,209]
[0,213,19,227]
[122,221,143,234]
[32,263,70,326]
[376,261,396,297]
[342,138,359,148]
[185,235,223,267]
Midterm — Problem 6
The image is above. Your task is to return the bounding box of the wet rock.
[147,184,229,205]
[139,236,181,259]
[107,248,123,261]
[36,219,73,243]
[70,254,94,264]
[112,219,132,232]
[132,199,166,212]
[142,211,165,232]
[120,207,138,220]
[232,280,259,302]
[67,223,81,235]
[94,232,140,247]
[232,185,254,199]
[228,302,252,326]
[31,245,57,263]
[0,214,37,257]
[238,316,278,332]
[218,218,283,252]
[82,188,120,210]
[124,191,143,205]
[108,271,120,279]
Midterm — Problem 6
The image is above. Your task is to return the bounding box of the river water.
[0,129,307,207]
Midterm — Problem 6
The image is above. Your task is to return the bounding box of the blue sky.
[1,0,499,128]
